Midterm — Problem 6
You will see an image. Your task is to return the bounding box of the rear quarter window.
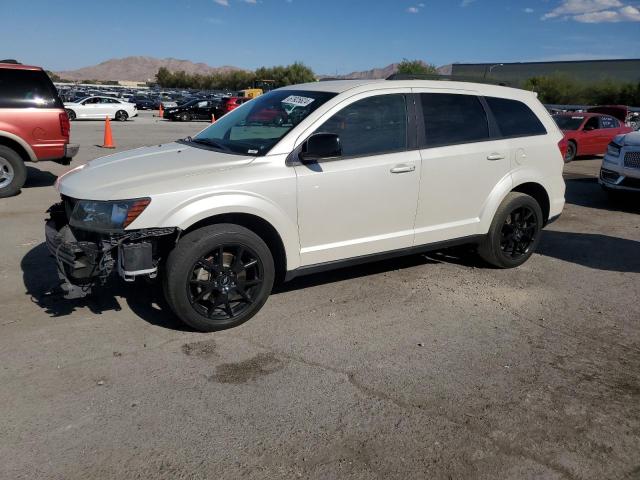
[485,97,547,138]
[0,68,63,109]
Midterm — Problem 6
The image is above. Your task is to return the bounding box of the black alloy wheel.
[187,244,263,321]
[478,192,543,268]
[164,224,275,332]
[115,110,128,121]
[499,206,538,260]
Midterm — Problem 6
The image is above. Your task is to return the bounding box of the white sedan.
[64,96,137,121]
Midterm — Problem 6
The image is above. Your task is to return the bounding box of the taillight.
[558,138,568,159]
[59,112,70,138]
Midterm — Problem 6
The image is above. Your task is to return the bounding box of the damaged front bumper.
[45,201,177,299]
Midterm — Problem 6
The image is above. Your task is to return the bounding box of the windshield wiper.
[190,138,231,152]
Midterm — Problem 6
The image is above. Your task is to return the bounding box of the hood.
[587,105,628,123]
[617,131,640,147]
[57,142,255,200]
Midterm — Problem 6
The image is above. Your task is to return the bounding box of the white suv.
[46,80,566,331]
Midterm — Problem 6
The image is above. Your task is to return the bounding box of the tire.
[65,109,76,121]
[163,224,275,332]
[0,145,27,198]
[180,112,191,122]
[564,141,577,163]
[478,192,543,269]
[115,110,128,121]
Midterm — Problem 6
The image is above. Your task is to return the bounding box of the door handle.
[486,153,505,161]
[390,164,416,174]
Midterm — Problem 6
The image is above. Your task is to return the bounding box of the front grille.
[600,168,621,183]
[624,151,640,169]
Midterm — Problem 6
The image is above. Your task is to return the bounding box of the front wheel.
[564,141,577,163]
[115,110,128,121]
[65,109,76,121]
[180,112,191,122]
[478,192,543,268]
[163,224,275,332]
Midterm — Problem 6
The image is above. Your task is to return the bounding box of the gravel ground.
[1,112,639,480]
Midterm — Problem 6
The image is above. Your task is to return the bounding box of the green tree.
[396,59,438,76]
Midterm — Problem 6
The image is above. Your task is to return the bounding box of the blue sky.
[2,0,639,74]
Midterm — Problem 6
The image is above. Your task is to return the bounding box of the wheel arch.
[511,181,550,225]
[183,212,289,282]
[0,131,37,162]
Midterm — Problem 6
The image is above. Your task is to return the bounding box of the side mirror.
[300,133,342,163]
[584,125,595,131]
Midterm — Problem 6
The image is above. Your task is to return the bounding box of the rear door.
[413,91,510,244]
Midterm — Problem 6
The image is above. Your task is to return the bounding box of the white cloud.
[406,6,419,13]
[214,0,229,5]
[460,0,476,6]
[542,0,640,22]
[524,7,534,13]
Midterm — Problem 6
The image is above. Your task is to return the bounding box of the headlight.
[607,143,621,157]
[69,198,150,232]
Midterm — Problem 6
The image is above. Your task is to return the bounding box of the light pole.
[484,63,504,80]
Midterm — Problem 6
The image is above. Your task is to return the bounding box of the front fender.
[129,190,301,270]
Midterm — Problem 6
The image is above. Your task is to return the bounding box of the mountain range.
[55,56,242,82]
[54,56,408,82]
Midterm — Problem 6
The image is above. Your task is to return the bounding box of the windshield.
[192,90,337,156]
[553,115,585,131]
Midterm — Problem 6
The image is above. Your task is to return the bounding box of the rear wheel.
[180,112,191,122]
[0,146,27,198]
[115,110,128,121]
[564,141,577,163]
[164,224,275,332]
[478,192,543,268]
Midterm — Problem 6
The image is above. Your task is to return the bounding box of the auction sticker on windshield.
[282,95,315,107]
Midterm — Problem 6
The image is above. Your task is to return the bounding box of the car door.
[579,116,602,155]
[79,97,100,118]
[294,91,420,266]
[195,100,209,120]
[599,115,622,150]
[412,91,511,244]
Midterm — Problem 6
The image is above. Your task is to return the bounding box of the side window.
[583,117,600,131]
[600,116,618,129]
[83,97,99,104]
[420,93,489,148]
[485,97,547,138]
[0,69,62,108]
[316,94,407,157]
[197,101,208,108]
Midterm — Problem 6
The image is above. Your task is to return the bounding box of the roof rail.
[386,73,511,87]
[0,59,20,64]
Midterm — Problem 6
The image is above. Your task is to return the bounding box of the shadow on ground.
[564,177,640,214]
[21,243,190,331]
[24,167,57,188]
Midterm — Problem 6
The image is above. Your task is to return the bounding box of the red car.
[0,60,78,197]
[554,110,632,162]
[222,96,251,114]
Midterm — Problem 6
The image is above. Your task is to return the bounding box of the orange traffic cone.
[158,104,164,118]
[211,113,216,123]
[101,116,115,149]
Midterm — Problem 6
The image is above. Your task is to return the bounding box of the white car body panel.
[57,79,566,273]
